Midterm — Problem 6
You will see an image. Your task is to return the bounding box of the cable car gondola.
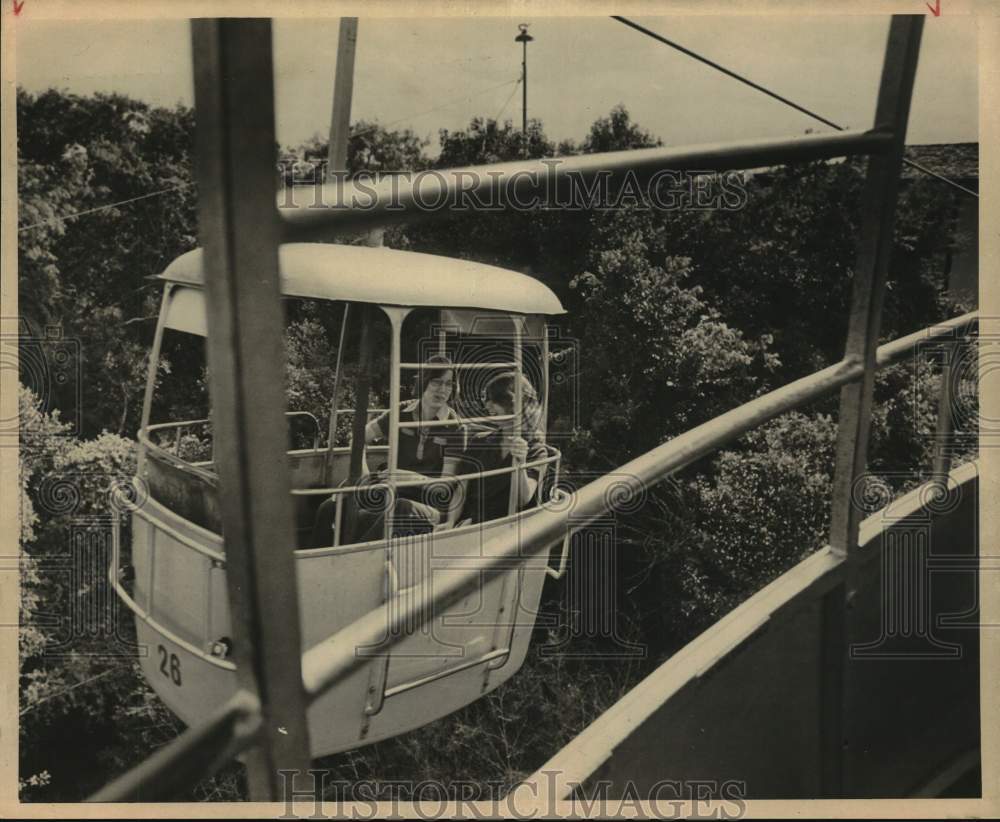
[111,242,568,756]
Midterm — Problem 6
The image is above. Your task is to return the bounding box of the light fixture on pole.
[515,23,534,158]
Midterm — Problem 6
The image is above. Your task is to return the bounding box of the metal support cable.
[611,15,978,199]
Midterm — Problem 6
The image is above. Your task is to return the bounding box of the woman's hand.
[408,500,441,524]
[505,435,529,463]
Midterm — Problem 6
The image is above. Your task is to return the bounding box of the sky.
[14,15,979,155]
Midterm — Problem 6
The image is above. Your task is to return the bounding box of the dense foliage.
[16,88,976,800]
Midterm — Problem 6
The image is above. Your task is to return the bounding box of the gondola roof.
[158,243,565,316]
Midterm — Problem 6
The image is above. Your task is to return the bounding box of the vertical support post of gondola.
[360,309,404,724]
[342,304,373,542]
[508,320,524,516]
[325,302,350,482]
[137,285,173,474]
[385,310,404,539]
[387,314,403,478]
[190,18,312,799]
[823,14,923,799]
[542,329,550,441]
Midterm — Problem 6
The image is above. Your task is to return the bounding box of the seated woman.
[365,355,463,477]
[460,372,547,524]
[360,354,467,535]
[310,355,465,547]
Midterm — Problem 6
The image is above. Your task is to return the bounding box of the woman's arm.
[508,437,539,508]
[363,414,387,473]
[441,454,466,527]
[515,468,538,508]
[364,417,384,445]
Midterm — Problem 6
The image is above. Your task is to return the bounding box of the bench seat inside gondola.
[144,443,388,547]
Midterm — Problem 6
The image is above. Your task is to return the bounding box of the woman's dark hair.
[413,354,455,396]
[482,372,542,443]
[483,372,538,411]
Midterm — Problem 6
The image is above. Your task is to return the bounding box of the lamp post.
[515,23,534,158]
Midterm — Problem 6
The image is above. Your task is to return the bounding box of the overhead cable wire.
[19,78,520,232]
[19,667,117,716]
[18,181,194,233]
[493,77,522,124]
[611,15,979,199]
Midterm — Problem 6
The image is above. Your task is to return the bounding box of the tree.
[17,150,94,325]
[644,157,965,379]
[18,386,143,798]
[347,120,430,173]
[437,117,553,168]
[17,89,198,438]
[581,104,662,153]
[685,412,839,629]
[17,383,249,801]
[563,209,780,463]
[292,120,430,176]
[399,117,564,278]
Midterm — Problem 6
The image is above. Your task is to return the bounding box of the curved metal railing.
[293,445,562,547]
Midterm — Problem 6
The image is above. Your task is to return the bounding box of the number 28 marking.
[157,644,182,686]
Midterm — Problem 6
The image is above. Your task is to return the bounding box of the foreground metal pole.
[191,18,312,799]
[828,15,924,558]
[823,15,923,798]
